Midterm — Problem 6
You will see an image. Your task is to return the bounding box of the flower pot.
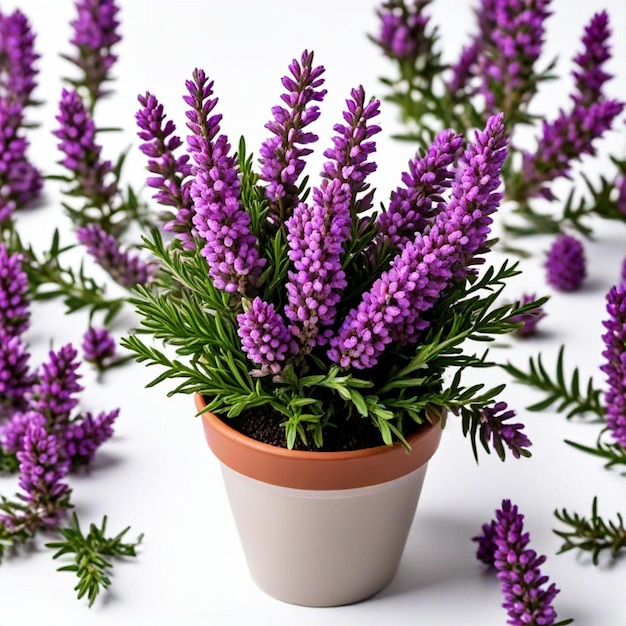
[196,394,442,607]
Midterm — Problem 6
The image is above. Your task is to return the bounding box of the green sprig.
[46,513,142,607]
[554,497,626,564]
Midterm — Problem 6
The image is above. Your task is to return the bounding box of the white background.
[0,1,625,624]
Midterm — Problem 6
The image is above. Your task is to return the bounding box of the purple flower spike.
[490,500,562,626]
[376,129,464,248]
[373,0,432,62]
[0,410,45,453]
[448,40,479,97]
[509,293,547,337]
[237,297,296,376]
[0,9,40,106]
[64,408,119,466]
[69,0,121,107]
[259,50,327,220]
[136,92,195,248]
[54,88,117,204]
[0,243,30,337]
[329,114,507,370]
[321,86,381,214]
[285,179,351,353]
[16,422,70,528]
[572,11,612,108]
[545,234,586,292]
[0,333,34,410]
[600,285,626,447]
[478,401,532,459]
[77,223,155,288]
[472,519,497,566]
[82,326,116,368]
[186,69,266,294]
[31,343,83,424]
[0,99,42,222]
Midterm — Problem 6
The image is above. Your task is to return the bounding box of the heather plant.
[123,50,540,458]
[372,1,625,238]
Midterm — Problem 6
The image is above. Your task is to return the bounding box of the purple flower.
[237,297,296,376]
[321,86,381,214]
[373,0,432,62]
[545,234,586,292]
[0,410,45,453]
[617,174,626,216]
[0,333,34,411]
[472,519,497,566]
[136,91,195,248]
[185,70,266,294]
[0,99,42,222]
[600,285,626,447]
[448,40,480,97]
[64,408,118,466]
[478,0,552,115]
[0,9,39,106]
[285,179,351,353]
[509,292,547,337]
[571,11,612,108]
[329,114,507,369]
[259,50,327,221]
[68,0,121,108]
[31,344,83,425]
[376,129,464,248]
[81,326,116,368]
[15,422,70,528]
[53,88,117,205]
[0,243,30,337]
[477,401,532,460]
[518,100,624,202]
[489,500,561,626]
[77,223,155,288]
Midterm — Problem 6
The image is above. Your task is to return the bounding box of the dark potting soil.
[222,404,421,452]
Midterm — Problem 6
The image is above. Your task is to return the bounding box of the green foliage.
[46,513,142,607]
[554,497,626,565]
[501,346,604,420]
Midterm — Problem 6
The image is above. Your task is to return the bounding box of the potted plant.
[123,50,537,606]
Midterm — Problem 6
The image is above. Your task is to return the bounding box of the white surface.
[1,0,625,624]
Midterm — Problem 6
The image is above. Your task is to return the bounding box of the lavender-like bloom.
[373,0,432,62]
[545,234,586,292]
[0,410,45,453]
[0,243,30,337]
[0,9,39,106]
[447,40,480,97]
[489,500,561,625]
[77,223,155,288]
[321,86,381,214]
[31,344,83,425]
[479,0,552,115]
[136,92,195,248]
[329,114,507,369]
[600,285,626,447]
[82,326,116,369]
[186,70,265,294]
[0,333,33,411]
[376,129,464,248]
[53,88,117,205]
[285,179,351,352]
[571,11,612,108]
[617,174,626,216]
[473,519,497,566]
[259,50,326,220]
[509,292,546,337]
[0,99,42,222]
[518,100,624,202]
[68,0,121,110]
[64,408,118,466]
[477,401,532,460]
[15,422,70,528]
[237,297,296,376]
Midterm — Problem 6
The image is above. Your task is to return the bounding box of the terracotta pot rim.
[196,393,443,490]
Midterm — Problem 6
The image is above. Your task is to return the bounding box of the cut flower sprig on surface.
[123,49,538,459]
